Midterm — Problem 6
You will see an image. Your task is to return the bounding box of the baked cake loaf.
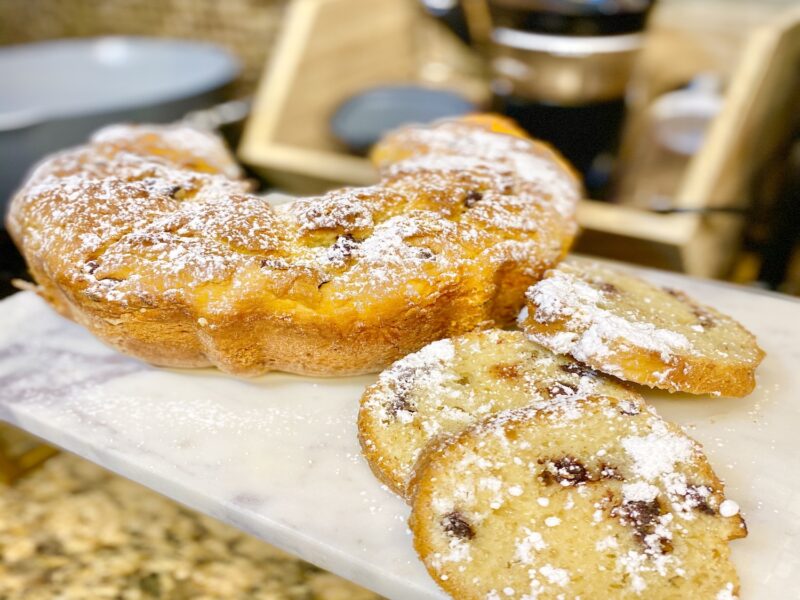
[359,329,643,498]
[409,397,746,600]
[519,260,764,396]
[7,115,580,376]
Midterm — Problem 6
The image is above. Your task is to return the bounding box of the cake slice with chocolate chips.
[358,329,643,499]
[519,260,765,396]
[409,397,746,600]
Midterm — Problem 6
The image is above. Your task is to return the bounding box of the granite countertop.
[1,263,799,599]
[0,449,380,600]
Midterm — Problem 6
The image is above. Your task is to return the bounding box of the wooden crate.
[0,424,58,484]
[239,0,800,278]
[239,0,419,192]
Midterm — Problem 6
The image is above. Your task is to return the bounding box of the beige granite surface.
[0,449,381,600]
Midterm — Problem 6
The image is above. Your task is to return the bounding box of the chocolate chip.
[559,363,596,378]
[617,400,641,416]
[416,247,435,260]
[386,394,416,419]
[260,258,290,270]
[331,234,359,260]
[599,463,623,480]
[464,190,483,207]
[616,499,661,527]
[663,287,686,300]
[441,511,475,540]
[599,282,619,294]
[385,363,431,418]
[85,260,99,275]
[611,499,665,550]
[540,456,589,486]
[692,306,716,328]
[685,484,716,515]
[392,364,418,385]
[547,381,579,398]
[168,185,183,199]
[664,287,716,328]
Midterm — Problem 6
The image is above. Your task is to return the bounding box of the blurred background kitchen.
[0,0,798,597]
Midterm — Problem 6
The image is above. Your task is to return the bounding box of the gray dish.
[0,36,240,213]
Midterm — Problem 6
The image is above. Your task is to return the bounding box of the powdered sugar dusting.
[11,117,579,366]
[283,186,380,234]
[514,528,547,564]
[538,564,569,587]
[384,121,580,219]
[92,123,243,179]
[622,481,661,503]
[621,419,694,480]
[412,394,743,599]
[719,500,739,518]
[524,263,692,371]
[359,329,644,492]
[364,337,457,429]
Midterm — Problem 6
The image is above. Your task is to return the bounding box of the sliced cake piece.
[519,260,764,396]
[409,397,746,600]
[358,329,643,499]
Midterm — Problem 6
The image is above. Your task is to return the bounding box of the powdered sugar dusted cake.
[8,115,580,376]
[409,397,746,600]
[358,329,643,498]
[519,261,764,397]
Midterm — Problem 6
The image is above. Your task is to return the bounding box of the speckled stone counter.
[0,450,380,600]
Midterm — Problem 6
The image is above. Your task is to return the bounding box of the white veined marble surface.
[0,266,799,600]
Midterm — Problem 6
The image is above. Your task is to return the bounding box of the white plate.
[0,266,798,599]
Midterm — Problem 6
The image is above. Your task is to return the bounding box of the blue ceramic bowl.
[331,85,476,155]
[0,36,239,211]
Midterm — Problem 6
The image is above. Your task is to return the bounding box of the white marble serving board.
[1,267,799,600]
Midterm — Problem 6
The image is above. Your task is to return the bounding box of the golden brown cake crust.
[7,115,580,376]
